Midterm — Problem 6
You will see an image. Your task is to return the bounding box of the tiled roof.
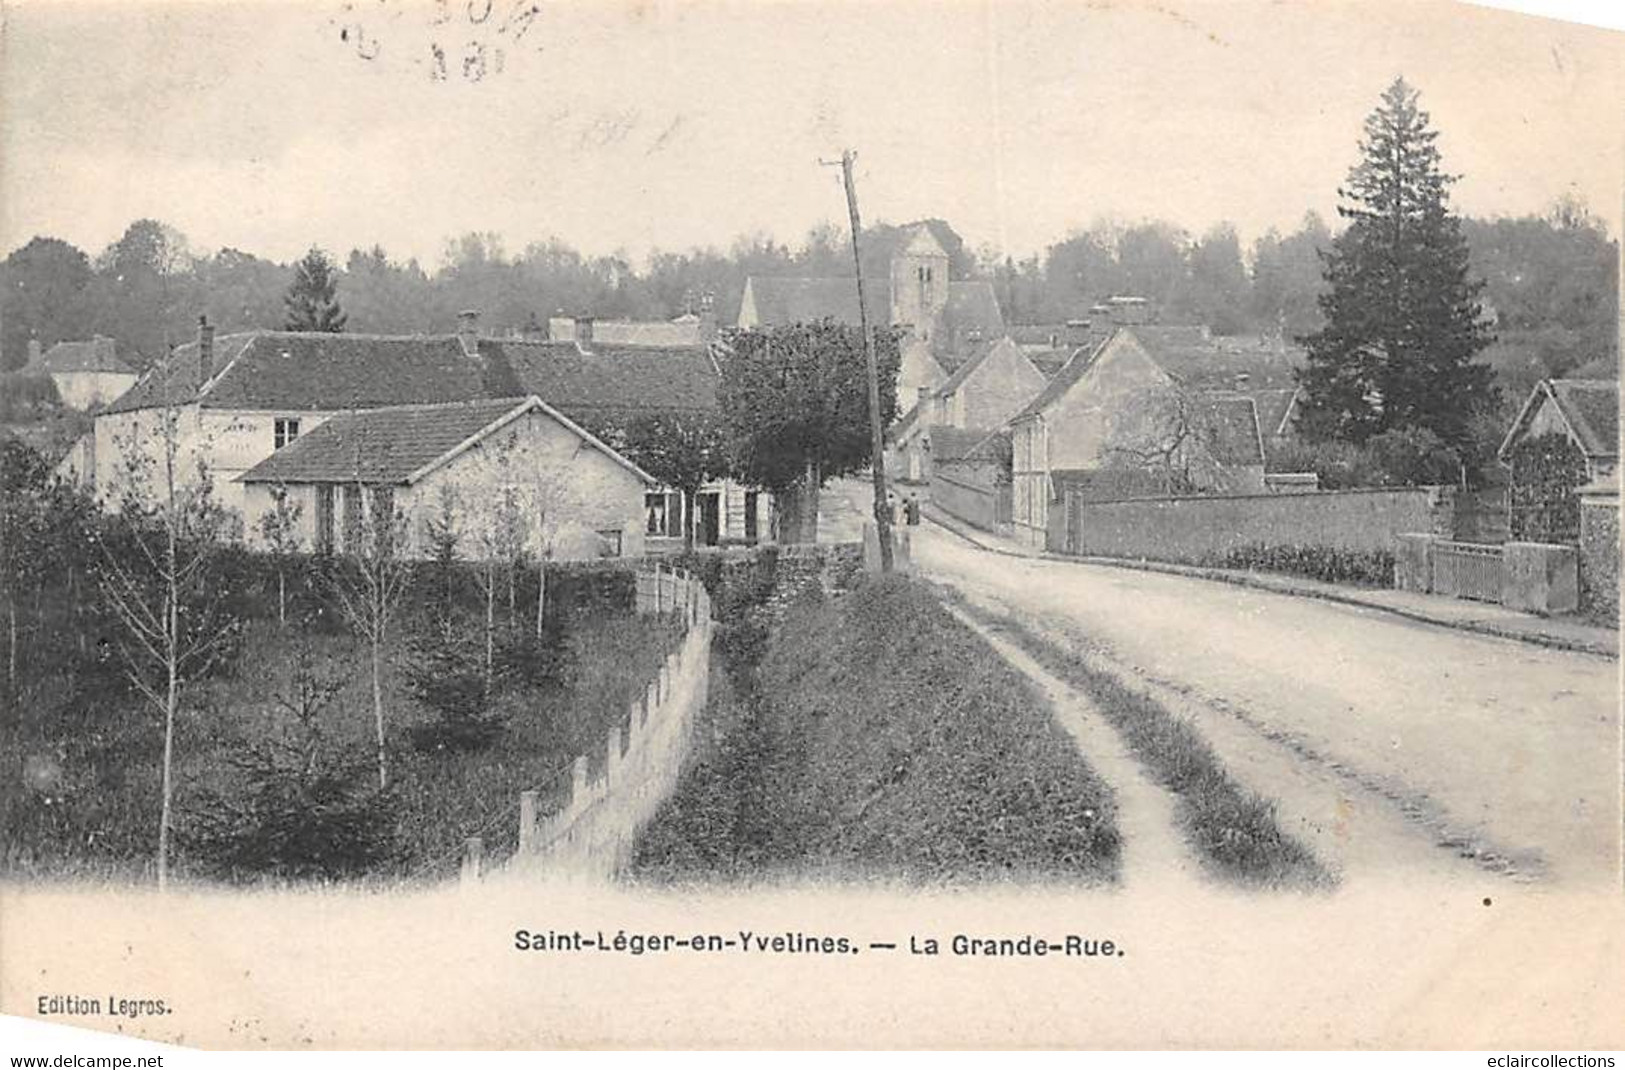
[103,333,500,414]
[239,399,530,484]
[1010,328,1303,423]
[1025,346,1077,379]
[238,396,654,487]
[939,282,1005,344]
[1009,324,1069,347]
[1196,393,1266,467]
[495,340,720,419]
[741,277,892,327]
[1010,335,1113,422]
[1501,378,1619,462]
[98,330,720,426]
[928,425,1009,464]
[33,337,134,375]
[1549,379,1618,460]
[1128,328,1304,392]
[935,336,1043,400]
[1050,467,1169,502]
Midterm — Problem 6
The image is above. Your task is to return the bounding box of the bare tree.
[1102,385,1232,495]
[93,374,237,889]
[322,430,412,789]
[422,483,463,623]
[257,481,303,628]
[475,483,526,690]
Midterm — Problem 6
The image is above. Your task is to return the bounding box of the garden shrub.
[1199,543,1395,587]
[183,646,397,880]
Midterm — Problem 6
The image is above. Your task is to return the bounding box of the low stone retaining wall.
[1395,534,1579,615]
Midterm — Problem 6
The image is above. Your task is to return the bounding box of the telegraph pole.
[825,149,895,572]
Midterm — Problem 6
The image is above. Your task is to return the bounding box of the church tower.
[889,224,951,343]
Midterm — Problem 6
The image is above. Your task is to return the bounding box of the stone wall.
[1056,485,1455,559]
[931,468,1003,532]
[1579,482,1619,623]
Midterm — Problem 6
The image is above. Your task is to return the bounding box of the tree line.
[3,198,1613,381]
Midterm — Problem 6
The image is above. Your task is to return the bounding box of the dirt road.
[820,474,1619,890]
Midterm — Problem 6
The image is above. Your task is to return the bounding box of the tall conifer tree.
[1296,78,1496,450]
[283,247,348,332]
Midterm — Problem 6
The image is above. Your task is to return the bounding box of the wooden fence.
[1429,540,1504,603]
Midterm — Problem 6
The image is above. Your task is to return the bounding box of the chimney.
[1064,319,1093,347]
[197,315,215,383]
[457,309,480,356]
[521,312,545,342]
[574,315,594,352]
[26,338,41,367]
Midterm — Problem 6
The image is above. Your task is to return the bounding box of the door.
[743,491,759,544]
[698,491,721,546]
[315,485,335,553]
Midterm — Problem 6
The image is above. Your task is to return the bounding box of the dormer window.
[274,417,301,450]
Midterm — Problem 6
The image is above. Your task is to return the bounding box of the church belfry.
[890,224,951,341]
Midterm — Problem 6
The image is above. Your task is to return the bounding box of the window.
[644,491,683,537]
[274,417,301,450]
[315,485,335,552]
[597,529,623,557]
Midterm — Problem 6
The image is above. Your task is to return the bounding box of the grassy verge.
[630,576,1122,887]
[946,594,1331,890]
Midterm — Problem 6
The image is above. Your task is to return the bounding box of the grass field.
[2,611,683,885]
[630,576,1123,887]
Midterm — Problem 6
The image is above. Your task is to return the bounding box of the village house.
[56,311,769,552]
[736,222,1005,423]
[890,336,1048,485]
[546,293,719,348]
[1007,325,1289,545]
[21,335,138,410]
[237,396,653,560]
[1498,378,1618,485]
[1497,377,1619,545]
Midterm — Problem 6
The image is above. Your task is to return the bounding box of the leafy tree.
[195,247,290,333]
[87,219,197,367]
[717,320,900,542]
[1179,224,1250,335]
[1296,78,1497,453]
[619,411,729,552]
[0,439,55,694]
[1249,213,1331,339]
[1365,425,1462,487]
[1,237,93,370]
[283,247,348,333]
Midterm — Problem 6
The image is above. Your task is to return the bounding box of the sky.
[1,0,1620,268]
